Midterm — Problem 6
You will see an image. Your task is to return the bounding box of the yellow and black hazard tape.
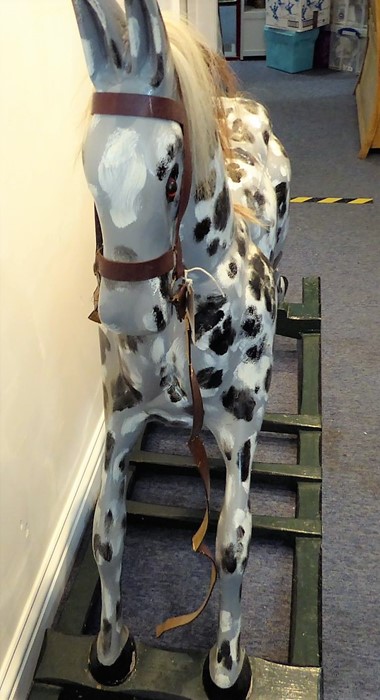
[291,197,373,204]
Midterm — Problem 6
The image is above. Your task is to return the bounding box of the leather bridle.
[90,91,217,636]
[92,92,190,286]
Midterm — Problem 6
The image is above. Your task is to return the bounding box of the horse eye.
[166,177,178,202]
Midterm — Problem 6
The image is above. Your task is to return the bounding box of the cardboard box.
[266,0,331,32]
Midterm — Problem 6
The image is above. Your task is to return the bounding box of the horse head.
[72,0,186,335]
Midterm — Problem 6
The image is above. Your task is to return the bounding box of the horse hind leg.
[89,383,147,684]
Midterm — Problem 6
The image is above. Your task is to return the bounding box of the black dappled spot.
[197,367,224,389]
[222,386,256,421]
[195,294,225,340]
[209,316,236,355]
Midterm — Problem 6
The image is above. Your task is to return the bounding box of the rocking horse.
[71,1,291,697]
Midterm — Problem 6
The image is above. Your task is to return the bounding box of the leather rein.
[90,92,216,636]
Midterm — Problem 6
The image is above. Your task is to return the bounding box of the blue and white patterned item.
[266,0,331,31]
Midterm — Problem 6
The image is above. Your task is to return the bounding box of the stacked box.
[329,0,368,73]
[265,0,331,32]
[330,0,368,27]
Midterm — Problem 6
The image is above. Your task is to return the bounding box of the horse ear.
[124,0,175,91]
[71,0,129,90]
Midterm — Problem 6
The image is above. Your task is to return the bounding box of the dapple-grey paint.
[71,0,290,695]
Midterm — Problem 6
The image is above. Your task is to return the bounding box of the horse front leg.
[203,430,255,699]
[89,331,148,684]
[89,410,147,685]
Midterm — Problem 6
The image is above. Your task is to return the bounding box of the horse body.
[72,1,290,696]
[223,96,290,264]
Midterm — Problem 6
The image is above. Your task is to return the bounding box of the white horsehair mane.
[164,15,231,184]
[163,14,259,222]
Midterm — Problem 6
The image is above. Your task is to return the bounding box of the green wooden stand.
[30,277,322,700]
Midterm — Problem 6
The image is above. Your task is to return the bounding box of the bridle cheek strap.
[89,91,217,635]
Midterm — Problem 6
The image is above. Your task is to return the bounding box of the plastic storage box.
[331,0,368,28]
[329,24,368,73]
[264,27,320,73]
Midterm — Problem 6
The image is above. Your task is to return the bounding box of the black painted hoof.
[202,652,252,700]
[89,634,136,686]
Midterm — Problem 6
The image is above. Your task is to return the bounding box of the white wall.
[0,1,220,697]
[0,2,104,697]
[158,0,188,15]
[158,0,219,50]
[187,0,219,50]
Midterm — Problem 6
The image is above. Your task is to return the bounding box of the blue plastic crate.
[265,27,320,73]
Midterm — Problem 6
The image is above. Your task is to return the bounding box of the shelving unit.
[219,0,242,59]
[242,0,266,57]
[219,0,266,59]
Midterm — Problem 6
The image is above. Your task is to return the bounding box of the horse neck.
[180,142,234,274]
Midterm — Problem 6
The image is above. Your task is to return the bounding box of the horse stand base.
[31,277,323,700]
[202,653,252,700]
[34,630,322,699]
[88,634,136,686]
